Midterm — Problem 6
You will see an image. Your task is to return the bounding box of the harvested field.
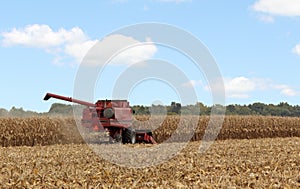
[0,138,299,188]
[0,116,299,146]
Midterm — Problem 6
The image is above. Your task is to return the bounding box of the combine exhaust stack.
[43,93,156,144]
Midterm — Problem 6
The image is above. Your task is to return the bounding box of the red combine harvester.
[43,93,156,144]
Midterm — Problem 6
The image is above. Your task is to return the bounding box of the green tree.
[0,108,8,117]
[9,106,25,117]
[249,102,267,115]
[132,105,150,115]
[169,102,181,114]
[48,103,73,115]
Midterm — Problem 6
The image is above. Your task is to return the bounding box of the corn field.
[0,117,83,147]
[0,115,299,146]
[142,115,300,143]
[0,116,299,188]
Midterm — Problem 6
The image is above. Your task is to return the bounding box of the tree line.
[0,103,75,117]
[1,102,300,117]
[133,102,300,117]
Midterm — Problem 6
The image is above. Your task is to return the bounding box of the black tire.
[122,128,136,144]
[115,134,122,143]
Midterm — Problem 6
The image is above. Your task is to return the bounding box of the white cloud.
[1,24,157,65]
[1,24,88,48]
[64,40,98,63]
[225,77,256,94]
[292,44,300,56]
[252,1,300,56]
[82,34,157,66]
[216,77,258,99]
[111,36,157,65]
[281,88,298,96]
[205,77,256,99]
[274,84,299,96]
[204,76,299,99]
[253,0,300,16]
[1,24,95,64]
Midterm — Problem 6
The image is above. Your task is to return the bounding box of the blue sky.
[1,0,300,112]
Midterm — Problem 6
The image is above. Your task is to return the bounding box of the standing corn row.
[0,115,299,146]
[134,115,300,143]
[0,117,83,147]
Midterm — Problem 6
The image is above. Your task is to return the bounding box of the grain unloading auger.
[44,93,156,144]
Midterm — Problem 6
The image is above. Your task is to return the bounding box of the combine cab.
[44,93,156,144]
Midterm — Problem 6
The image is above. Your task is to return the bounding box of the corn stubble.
[0,116,299,188]
[0,138,299,188]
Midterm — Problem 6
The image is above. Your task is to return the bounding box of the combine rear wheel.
[122,128,136,144]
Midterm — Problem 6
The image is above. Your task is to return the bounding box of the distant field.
[0,138,299,188]
[0,115,299,146]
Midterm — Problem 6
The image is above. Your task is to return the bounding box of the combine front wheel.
[123,128,136,144]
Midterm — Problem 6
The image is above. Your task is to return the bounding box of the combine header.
[44,93,156,144]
